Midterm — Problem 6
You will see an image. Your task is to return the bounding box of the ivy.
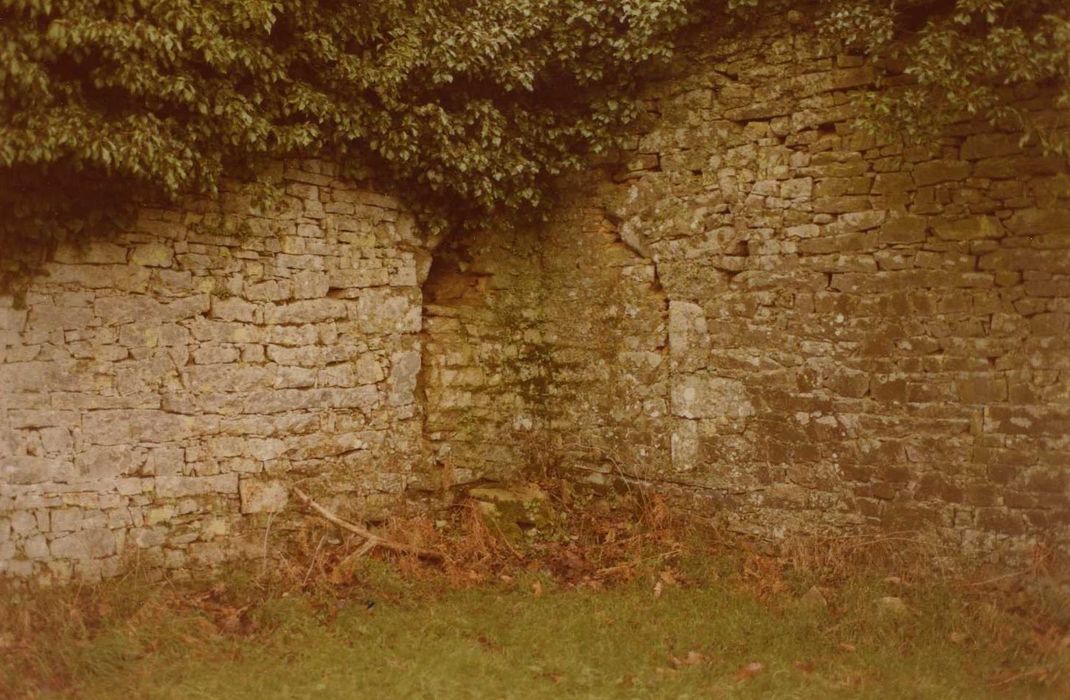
[0,0,1067,260]
[0,0,703,245]
[819,0,1070,152]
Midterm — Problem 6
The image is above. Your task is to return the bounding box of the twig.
[565,462,765,496]
[990,667,1049,687]
[259,510,276,582]
[595,546,681,577]
[302,534,327,588]
[483,509,525,562]
[962,569,1029,588]
[292,487,445,562]
[332,538,378,576]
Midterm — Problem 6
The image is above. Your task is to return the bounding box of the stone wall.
[4,11,1069,580]
[421,228,547,487]
[427,14,1070,562]
[0,161,428,579]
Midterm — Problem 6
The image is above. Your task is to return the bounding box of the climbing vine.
[819,0,1070,152]
[0,0,702,241]
[0,0,1067,260]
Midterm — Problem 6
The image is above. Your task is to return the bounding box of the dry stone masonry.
[1,161,429,579]
[2,10,1069,580]
[425,13,1070,562]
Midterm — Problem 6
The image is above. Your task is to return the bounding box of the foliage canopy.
[0,0,1067,246]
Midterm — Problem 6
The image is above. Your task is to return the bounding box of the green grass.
[3,560,1067,699]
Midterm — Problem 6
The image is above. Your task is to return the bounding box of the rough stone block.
[239,479,289,514]
[156,474,239,498]
[913,160,970,186]
[130,243,175,267]
[50,528,117,560]
[933,216,1002,241]
[671,375,754,421]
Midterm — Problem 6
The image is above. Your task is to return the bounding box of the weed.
[1,486,1067,699]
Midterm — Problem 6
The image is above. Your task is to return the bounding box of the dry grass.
[1,481,1068,698]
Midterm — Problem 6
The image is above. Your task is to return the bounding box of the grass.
[2,487,1067,699]
[2,554,1068,700]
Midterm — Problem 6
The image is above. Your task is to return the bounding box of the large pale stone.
[82,410,206,446]
[73,446,143,482]
[671,376,754,421]
[130,243,174,267]
[264,299,350,325]
[933,216,1002,241]
[388,351,421,406]
[50,528,117,560]
[671,420,700,471]
[668,301,709,360]
[156,474,239,498]
[239,479,289,514]
[53,242,128,265]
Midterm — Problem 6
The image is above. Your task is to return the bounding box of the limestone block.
[245,438,287,461]
[239,479,289,514]
[671,375,755,421]
[961,133,1021,160]
[2,456,66,485]
[354,354,386,385]
[245,280,293,302]
[293,270,330,299]
[192,346,241,364]
[38,427,72,455]
[118,322,162,349]
[979,249,1070,273]
[933,216,1002,241]
[46,264,151,292]
[388,350,421,406]
[328,268,391,291]
[50,508,83,532]
[211,297,259,323]
[274,366,317,389]
[50,528,117,560]
[27,305,94,332]
[1005,208,1070,236]
[53,242,128,265]
[264,299,350,325]
[73,446,143,481]
[671,420,700,471]
[155,473,239,498]
[353,291,421,333]
[668,300,709,364]
[913,160,970,186]
[82,410,207,446]
[130,243,175,267]
[183,365,272,393]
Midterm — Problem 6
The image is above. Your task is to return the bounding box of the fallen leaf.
[684,650,706,666]
[653,580,664,599]
[799,585,827,610]
[794,660,816,674]
[949,631,967,644]
[736,661,764,680]
[838,642,857,653]
[532,580,543,597]
[876,596,909,616]
[669,651,705,669]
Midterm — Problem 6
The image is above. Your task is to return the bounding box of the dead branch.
[292,487,445,562]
